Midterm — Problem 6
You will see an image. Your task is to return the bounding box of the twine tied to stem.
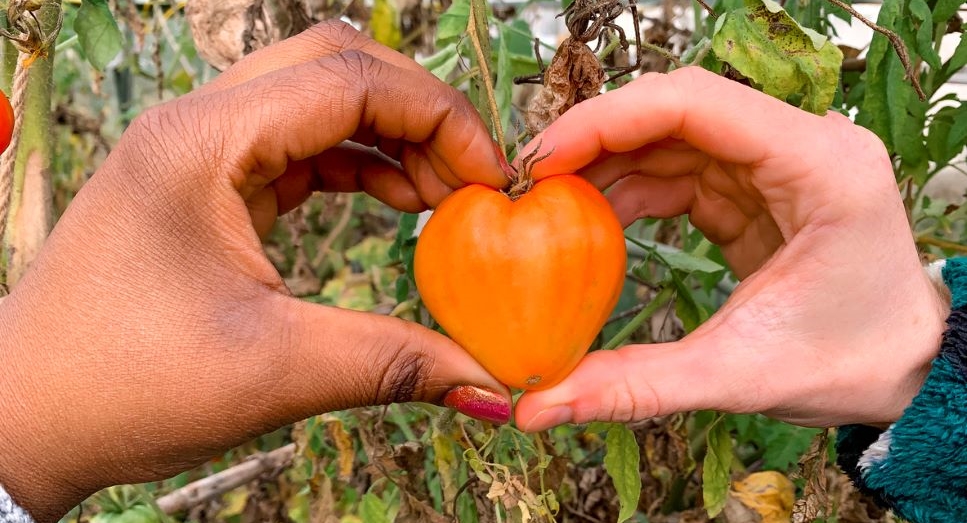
[0,0,62,256]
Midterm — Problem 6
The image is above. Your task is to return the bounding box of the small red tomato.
[0,90,12,154]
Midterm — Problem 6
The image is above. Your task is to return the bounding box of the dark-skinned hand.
[0,21,512,522]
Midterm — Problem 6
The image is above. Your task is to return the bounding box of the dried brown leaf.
[524,38,606,135]
[792,429,830,522]
[396,491,451,523]
[185,0,311,70]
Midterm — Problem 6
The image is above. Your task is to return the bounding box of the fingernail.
[443,385,511,424]
[492,140,515,180]
[522,405,573,432]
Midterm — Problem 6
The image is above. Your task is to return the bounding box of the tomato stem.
[504,141,553,201]
[601,286,676,350]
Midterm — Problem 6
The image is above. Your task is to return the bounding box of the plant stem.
[597,30,623,61]
[602,286,676,351]
[693,0,717,18]
[495,20,557,53]
[823,0,926,100]
[640,41,685,69]
[54,33,78,53]
[388,404,419,441]
[155,444,296,514]
[917,235,967,254]
[1,3,61,287]
[466,0,506,155]
[0,38,14,95]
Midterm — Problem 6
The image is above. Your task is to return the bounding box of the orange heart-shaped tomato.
[414,174,627,390]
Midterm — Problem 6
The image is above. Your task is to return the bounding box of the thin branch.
[693,0,717,19]
[466,0,506,155]
[640,40,684,69]
[824,0,926,100]
[601,286,676,350]
[312,193,355,268]
[606,303,647,325]
[155,444,295,514]
[917,235,967,254]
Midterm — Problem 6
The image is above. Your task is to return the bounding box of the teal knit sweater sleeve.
[836,257,967,523]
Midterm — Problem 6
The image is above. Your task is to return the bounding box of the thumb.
[268,296,512,424]
[513,334,752,432]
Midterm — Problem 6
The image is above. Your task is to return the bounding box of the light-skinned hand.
[514,66,948,432]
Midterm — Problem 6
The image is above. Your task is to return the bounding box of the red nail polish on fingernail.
[493,141,516,179]
[443,385,511,424]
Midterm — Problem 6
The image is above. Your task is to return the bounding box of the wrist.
[836,257,967,523]
[0,293,88,523]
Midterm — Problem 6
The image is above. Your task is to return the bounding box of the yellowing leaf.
[731,471,795,523]
[327,418,356,481]
[346,237,393,269]
[711,0,843,114]
[320,268,377,311]
[216,487,249,520]
[703,415,734,518]
[370,0,402,49]
[431,427,460,505]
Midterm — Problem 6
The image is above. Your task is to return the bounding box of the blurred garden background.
[0,0,964,521]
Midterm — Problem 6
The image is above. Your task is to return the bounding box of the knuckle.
[373,321,435,405]
[666,66,707,89]
[336,49,378,75]
[311,19,363,47]
[117,105,180,185]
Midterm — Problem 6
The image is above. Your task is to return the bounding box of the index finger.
[166,51,507,198]
[524,67,829,180]
[192,20,429,96]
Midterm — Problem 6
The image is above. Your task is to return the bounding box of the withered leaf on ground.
[792,429,830,522]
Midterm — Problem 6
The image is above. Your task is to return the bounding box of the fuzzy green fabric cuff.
[835,257,967,523]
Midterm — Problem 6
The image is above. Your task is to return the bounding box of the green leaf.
[389,213,418,261]
[420,43,461,80]
[585,421,613,434]
[710,0,844,114]
[948,111,967,156]
[674,289,710,333]
[359,492,391,523]
[932,0,962,24]
[436,0,470,45]
[762,423,820,470]
[604,423,642,523]
[657,250,725,275]
[703,415,733,518]
[75,0,124,70]
[939,36,967,85]
[91,505,159,523]
[927,104,967,166]
[908,0,941,69]
[505,19,536,56]
[629,238,725,276]
[859,0,928,175]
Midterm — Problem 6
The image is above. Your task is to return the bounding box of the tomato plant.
[7,0,963,522]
